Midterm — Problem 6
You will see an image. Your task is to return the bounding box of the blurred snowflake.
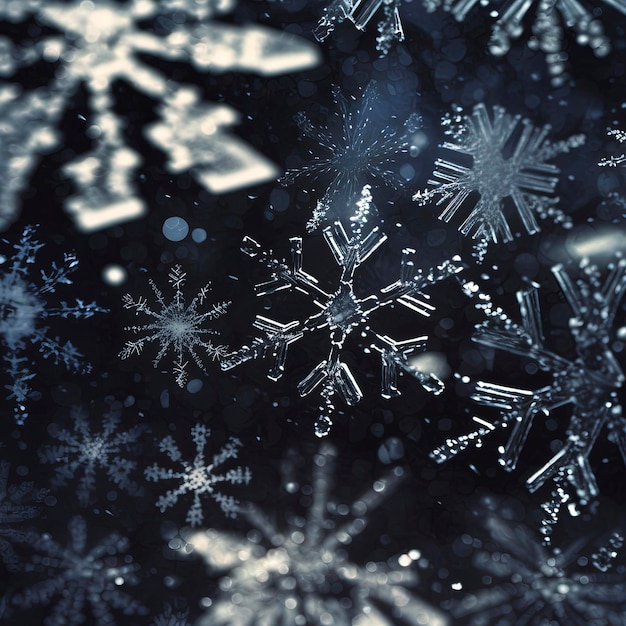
[222,186,462,436]
[280,82,421,232]
[0,225,107,424]
[12,515,146,626]
[0,0,320,231]
[119,265,230,387]
[151,604,191,626]
[432,258,626,541]
[0,461,47,572]
[38,399,145,507]
[413,103,584,262]
[145,423,252,526]
[599,128,626,168]
[184,443,448,626]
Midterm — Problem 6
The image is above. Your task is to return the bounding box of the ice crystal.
[119,265,230,387]
[599,128,626,168]
[281,82,421,232]
[0,0,320,231]
[12,515,145,626]
[0,225,107,424]
[314,0,405,54]
[222,186,462,436]
[432,258,626,540]
[452,514,626,625]
[185,444,448,626]
[145,423,252,526]
[413,103,584,260]
[0,461,47,572]
[38,401,145,507]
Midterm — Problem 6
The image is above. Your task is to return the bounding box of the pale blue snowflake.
[145,423,252,526]
[12,515,146,626]
[120,264,230,387]
[38,400,145,507]
[0,225,107,424]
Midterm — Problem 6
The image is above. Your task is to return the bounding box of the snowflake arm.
[599,128,626,168]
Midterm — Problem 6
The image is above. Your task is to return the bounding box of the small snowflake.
[0,225,107,423]
[413,103,584,261]
[599,128,626,169]
[145,424,252,526]
[120,265,230,387]
[38,399,145,507]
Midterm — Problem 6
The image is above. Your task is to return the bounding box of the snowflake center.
[81,436,106,461]
[325,283,363,334]
[187,466,214,492]
[0,277,42,344]
[476,151,517,202]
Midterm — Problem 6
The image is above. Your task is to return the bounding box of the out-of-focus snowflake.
[183,443,448,626]
[432,258,626,541]
[0,461,47,572]
[151,604,191,626]
[591,531,624,573]
[451,513,626,625]
[314,0,405,54]
[12,515,146,626]
[599,128,626,168]
[145,423,252,526]
[281,82,421,232]
[0,0,320,232]
[222,186,462,436]
[38,399,145,507]
[413,103,584,262]
[0,225,107,424]
[119,264,230,387]
[426,0,626,86]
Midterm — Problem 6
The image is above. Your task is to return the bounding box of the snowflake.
[451,513,626,625]
[119,264,230,387]
[182,444,448,626]
[38,400,145,507]
[314,0,406,54]
[0,225,107,424]
[599,128,626,169]
[145,423,252,526]
[432,258,626,541]
[11,515,146,626]
[413,103,585,261]
[280,82,421,232]
[0,461,47,572]
[0,0,320,232]
[222,186,462,436]
[151,604,191,626]
[426,0,626,86]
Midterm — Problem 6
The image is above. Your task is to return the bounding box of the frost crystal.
[0,461,47,572]
[414,103,584,260]
[38,401,145,507]
[0,225,107,424]
[12,515,145,626]
[281,82,420,232]
[599,128,626,168]
[120,265,230,387]
[452,514,626,625]
[222,186,462,436]
[0,0,320,231]
[432,259,626,540]
[185,444,448,626]
[145,424,252,526]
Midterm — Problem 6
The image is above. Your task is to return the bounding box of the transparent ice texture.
[12,515,146,626]
[119,264,230,387]
[0,460,47,572]
[599,128,626,168]
[280,82,421,232]
[222,186,462,436]
[0,0,321,231]
[0,225,107,424]
[38,400,145,507]
[432,258,626,541]
[424,0,626,86]
[144,423,252,526]
[184,444,449,626]
[413,103,585,261]
[451,513,626,625]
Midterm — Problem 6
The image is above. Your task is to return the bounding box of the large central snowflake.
[222,186,462,436]
[0,0,320,231]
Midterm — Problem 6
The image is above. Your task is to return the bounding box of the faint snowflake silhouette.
[119,265,230,387]
[184,443,448,626]
[151,603,191,626]
[145,423,252,526]
[0,225,107,424]
[12,515,146,626]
